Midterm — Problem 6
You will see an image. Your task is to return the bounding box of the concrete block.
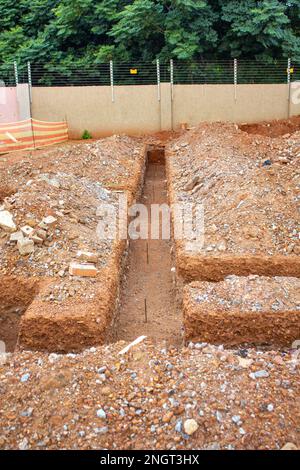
[30,234,44,245]
[17,238,34,255]
[10,231,24,243]
[21,225,34,237]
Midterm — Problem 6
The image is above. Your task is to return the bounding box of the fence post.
[156,59,161,102]
[110,60,114,103]
[170,59,174,131]
[234,58,238,101]
[14,61,18,86]
[27,61,32,103]
[287,58,291,118]
[170,59,174,101]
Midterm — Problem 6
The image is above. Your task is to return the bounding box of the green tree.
[0,0,299,70]
[220,0,300,60]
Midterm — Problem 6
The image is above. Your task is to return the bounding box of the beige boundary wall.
[32,83,300,138]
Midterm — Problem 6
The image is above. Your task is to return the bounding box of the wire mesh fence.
[1,59,299,87]
[0,63,17,87]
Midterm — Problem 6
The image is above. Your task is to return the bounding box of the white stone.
[69,262,97,277]
[17,238,34,255]
[41,215,57,227]
[183,419,199,436]
[76,250,98,263]
[10,231,24,243]
[21,225,34,237]
[0,210,16,232]
[281,443,298,451]
[30,234,44,245]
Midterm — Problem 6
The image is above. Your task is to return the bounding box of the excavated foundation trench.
[1,137,299,353]
[0,277,39,352]
[0,146,182,354]
[117,146,182,346]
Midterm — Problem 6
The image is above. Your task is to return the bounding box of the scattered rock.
[96,409,107,419]
[183,419,199,436]
[41,215,57,227]
[281,443,298,451]
[21,225,34,237]
[20,373,30,383]
[0,210,16,232]
[17,238,34,255]
[9,231,24,243]
[76,250,98,263]
[249,370,269,380]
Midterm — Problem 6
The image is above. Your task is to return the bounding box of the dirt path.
[117,156,182,346]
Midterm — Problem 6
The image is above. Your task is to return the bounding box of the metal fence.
[0,59,299,87]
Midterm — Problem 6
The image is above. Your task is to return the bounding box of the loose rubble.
[0,136,145,352]
[184,275,300,346]
[166,121,300,281]
[0,340,299,450]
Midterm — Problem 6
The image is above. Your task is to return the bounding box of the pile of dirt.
[240,116,300,137]
[167,122,299,261]
[166,121,300,347]
[0,136,145,352]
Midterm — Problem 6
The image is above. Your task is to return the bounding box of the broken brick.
[69,262,98,277]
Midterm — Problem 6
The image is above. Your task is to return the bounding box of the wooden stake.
[144,298,148,323]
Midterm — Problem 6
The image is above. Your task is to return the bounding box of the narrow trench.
[0,278,39,353]
[117,146,182,346]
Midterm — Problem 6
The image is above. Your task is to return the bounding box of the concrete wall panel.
[32,83,300,138]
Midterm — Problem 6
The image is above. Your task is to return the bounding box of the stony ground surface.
[188,275,300,314]
[0,137,145,351]
[184,275,300,347]
[0,119,300,450]
[0,136,144,280]
[167,122,300,256]
[0,339,299,450]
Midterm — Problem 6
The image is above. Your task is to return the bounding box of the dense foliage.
[0,0,299,66]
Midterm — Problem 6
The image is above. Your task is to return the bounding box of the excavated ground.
[0,136,146,351]
[117,146,182,346]
[0,117,299,449]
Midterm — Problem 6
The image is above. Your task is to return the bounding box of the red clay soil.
[240,115,300,137]
[0,121,300,450]
[117,156,182,347]
[0,277,39,352]
[184,275,300,347]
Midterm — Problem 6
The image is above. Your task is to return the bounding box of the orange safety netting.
[0,118,68,153]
